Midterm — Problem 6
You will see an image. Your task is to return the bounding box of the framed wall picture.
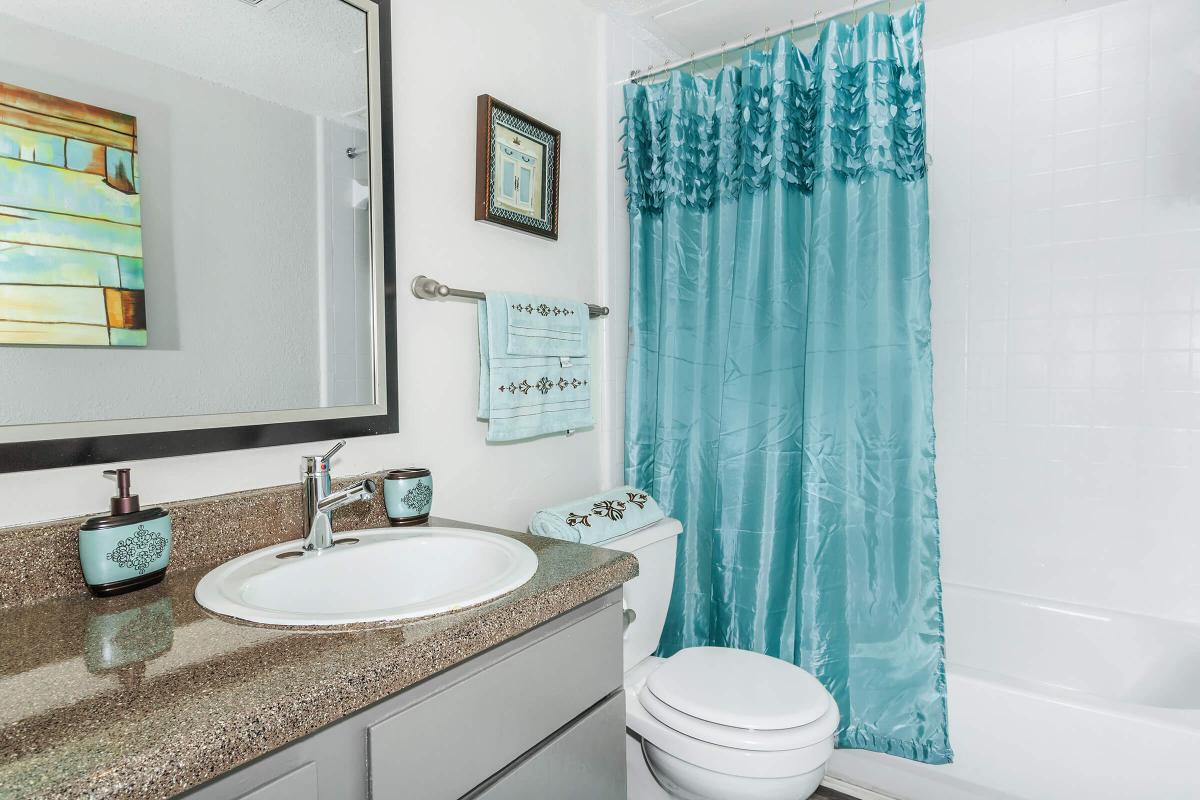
[475,95,559,240]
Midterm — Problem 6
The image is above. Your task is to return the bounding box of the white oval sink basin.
[194,527,538,626]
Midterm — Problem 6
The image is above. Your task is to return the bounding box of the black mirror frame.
[0,0,397,474]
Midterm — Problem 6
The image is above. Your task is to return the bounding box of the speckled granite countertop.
[0,509,637,800]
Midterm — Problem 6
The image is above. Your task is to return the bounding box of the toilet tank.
[602,517,683,669]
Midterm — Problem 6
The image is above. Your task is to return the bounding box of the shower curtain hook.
[853,0,860,24]
[720,42,727,69]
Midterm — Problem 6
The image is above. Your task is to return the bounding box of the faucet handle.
[301,441,346,477]
[322,440,346,464]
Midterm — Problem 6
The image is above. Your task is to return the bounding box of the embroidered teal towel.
[498,292,588,357]
[478,293,592,442]
[529,486,664,545]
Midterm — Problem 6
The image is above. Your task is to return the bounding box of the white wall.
[929,0,1200,624]
[598,21,676,489]
[0,0,607,533]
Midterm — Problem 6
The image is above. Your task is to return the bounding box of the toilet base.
[628,733,672,799]
[627,731,826,800]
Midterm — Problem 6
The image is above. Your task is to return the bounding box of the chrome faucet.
[301,441,376,552]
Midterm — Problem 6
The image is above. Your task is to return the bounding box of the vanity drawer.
[368,601,622,799]
[467,691,626,800]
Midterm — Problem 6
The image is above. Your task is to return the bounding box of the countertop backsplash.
[0,473,393,610]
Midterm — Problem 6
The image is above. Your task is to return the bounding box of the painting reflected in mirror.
[0,82,146,347]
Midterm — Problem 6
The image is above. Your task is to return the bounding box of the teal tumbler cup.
[383,468,432,526]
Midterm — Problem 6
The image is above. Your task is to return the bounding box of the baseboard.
[822,775,898,800]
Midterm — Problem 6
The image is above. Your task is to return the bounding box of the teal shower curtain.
[622,4,951,763]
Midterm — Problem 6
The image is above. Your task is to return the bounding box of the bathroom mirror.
[0,0,396,472]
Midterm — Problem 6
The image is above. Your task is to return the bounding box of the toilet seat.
[639,646,839,751]
[624,648,840,781]
[626,688,834,779]
[646,647,832,731]
[640,682,839,751]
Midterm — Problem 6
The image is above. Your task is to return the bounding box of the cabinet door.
[237,763,318,800]
[368,602,622,799]
[468,692,626,800]
[182,714,365,800]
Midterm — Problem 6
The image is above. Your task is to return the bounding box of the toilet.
[606,519,839,800]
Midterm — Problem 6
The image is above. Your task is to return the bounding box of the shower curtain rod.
[625,0,894,84]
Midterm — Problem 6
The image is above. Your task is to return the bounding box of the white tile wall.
[929,0,1200,624]
[320,120,374,408]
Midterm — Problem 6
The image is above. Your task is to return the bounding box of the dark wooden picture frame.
[475,94,560,240]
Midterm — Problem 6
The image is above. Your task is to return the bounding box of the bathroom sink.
[194,527,538,626]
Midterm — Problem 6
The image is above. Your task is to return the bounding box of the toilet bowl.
[604,519,839,800]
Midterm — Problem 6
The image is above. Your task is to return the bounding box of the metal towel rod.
[411,275,610,318]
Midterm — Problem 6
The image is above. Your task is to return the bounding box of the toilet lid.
[639,681,839,752]
[645,647,832,731]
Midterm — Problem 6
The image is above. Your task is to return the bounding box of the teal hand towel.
[529,486,664,545]
[498,292,588,357]
[478,293,592,442]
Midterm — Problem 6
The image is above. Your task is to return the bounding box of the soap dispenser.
[79,469,172,597]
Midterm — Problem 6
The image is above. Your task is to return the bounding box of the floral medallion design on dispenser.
[106,524,169,575]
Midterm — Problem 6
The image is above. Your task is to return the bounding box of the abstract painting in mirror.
[0,81,146,346]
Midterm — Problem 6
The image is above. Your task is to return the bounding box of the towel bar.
[411,275,609,318]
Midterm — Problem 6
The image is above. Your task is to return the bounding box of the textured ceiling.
[0,0,368,120]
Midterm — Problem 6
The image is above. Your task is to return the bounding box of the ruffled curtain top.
[621,3,926,213]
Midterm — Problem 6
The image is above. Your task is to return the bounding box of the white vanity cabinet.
[183,592,626,800]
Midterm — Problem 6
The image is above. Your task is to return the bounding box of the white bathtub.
[826,583,1200,800]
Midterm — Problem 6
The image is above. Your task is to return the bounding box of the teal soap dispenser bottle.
[79,469,172,597]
